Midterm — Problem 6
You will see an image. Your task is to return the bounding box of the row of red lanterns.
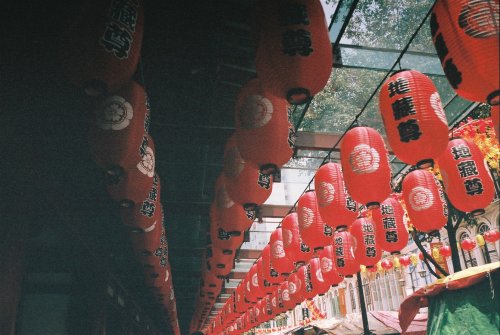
[59,1,180,333]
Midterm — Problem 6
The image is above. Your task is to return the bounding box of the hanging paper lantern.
[439,245,452,258]
[210,202,244,252]
[431,0,499,105]
[261,244,282,287]
[281,213,313,266]
[271,285,285,315]
[437,138,495,216]
[484,230,500,243]
[128,203,163,262]
[380,259,393,271]
[296,263,317,300]
[287,271,304,305]
[402,169,448,232]
[308,257,330,295]
[207,246,235,278]
[269,228,295,275]
[350,218,382,267]
[223,134,273,210]
[253,0,332,105]
[318,245,344,287]
[280,280,295,311]
[245,263,265,303]
[235,79,294,174]
[105,133,155,207]
[418,251,425,261]
[372,195,409,254]
[255,258,267,299]
[297,190,334,250]
[460,238,476,251]
[60,0,144,96]
[235,283,250,314]
[213,176,256,232]
[332,230,360,277]
[379,70,449,167]
[340,126,392,209]
[121,173,161,229]
[314,162,359,229]
[202,271,223,297]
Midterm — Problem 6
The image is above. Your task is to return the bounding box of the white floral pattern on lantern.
[271,297,277,307]
[282,289,290,301]
[272,240,285,258]
[300,207,314,229]
[321,257,333,273]
[239,95,273,129]
[288,282,297,294]
[137,146,155,177]
[97,96,134,131]
[350,144,380,174]
[283,229,293,247]
[409,186,434,211]
[316,269,324,282]
[430,92,447,125]
[252,273,259,287]
[317,181,335,207]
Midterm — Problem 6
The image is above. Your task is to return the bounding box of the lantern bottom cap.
[260,163,278,175]
[366,202,380,210]
[345,275,353,278]
[471,209,485,217]
[243,202,258,211]
[416,159,434,169]
[390,251,401,255]
[287,87,312,105]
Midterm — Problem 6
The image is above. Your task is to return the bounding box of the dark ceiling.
[3,0,259,333]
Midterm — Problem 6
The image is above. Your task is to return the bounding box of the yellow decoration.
[394,256,401,268]
[432,247,440,260]
[476,234,485,247]
[377,261,383,272]
[360,265,367,273]
[410,253,419,266]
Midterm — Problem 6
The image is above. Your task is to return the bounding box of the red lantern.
[261,244,282,287]
[484,230,500,243]
[399,255,411,267]
[223,134,273,210]
[340,126,392,209]
[210,203,244,252]
[439,245,452,258]
[318,245,344,287]
[287,271,304,305]
[105,134,155,206]
[202,271,223,297]
[128,204,163,263]
[402,169,448,233]
[213,176,256,232]
[281,213,313,266]
[431,0,499,105]
[271,285,285,315]
[60,0,144,96]
[245,263,265,303]
[120,173,161,229]
[235,79,294,174]
[297,191,334,250]
[255,258,267,299]
[296,264,317,300]
[379,70,449,167]
[235,282,250,314]
[380,259,393,271]
[314,162,359,229]
[437,138,495,216]
[309,258,330,296]
[269,228,295,275]
[280,280,295,311]
[253,0,332,105]
[460,238,476,251]
[418,251,425,261]
[372,195,409,254]
[350,218,382,267]
[332,230,360,277]
[207,246,235,278]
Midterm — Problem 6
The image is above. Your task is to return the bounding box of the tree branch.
[412,230,449,278]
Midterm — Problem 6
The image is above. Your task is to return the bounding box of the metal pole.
[356,272,373,335]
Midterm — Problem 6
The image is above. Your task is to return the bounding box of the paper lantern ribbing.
[269,228,295,275]
[431,0,499,105]
[437,138,495,216]
[309,257,330,295]
[223,134,273,210]
[60,0,144,96]
[253,0,333,105]
[235,79,294,174]
[350,218,382,267]
[379,70,449,167]
[371,195,409,254]
[318,245,344,287]
[402,169,448,233]
[287,271,304,305]
[261,245,282,290]
[332,230,360,277]
[280,280,295,311]
[281,213,313,266]
[297,190,334,250]
[314,162,359,229]
[340,126,392,209]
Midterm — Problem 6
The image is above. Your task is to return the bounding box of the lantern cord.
[412,230,449,278]
[281,1,437,220]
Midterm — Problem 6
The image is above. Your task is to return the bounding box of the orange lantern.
[340,126,392,209]
[402,169,448,233]
[281,212,313,266]
[223,134,273,210]
[431,0,499,105]
[60,0,144,96]
[350,218,382,267]
[437,138,495,215]
[314,162,359,230]
[269,228,295,275]
[371,195,409,254]
[235,79,294,174]
[379,70,449,167]
[297,190,334,250]
[332,229,360,277]
[253,0,332,104]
